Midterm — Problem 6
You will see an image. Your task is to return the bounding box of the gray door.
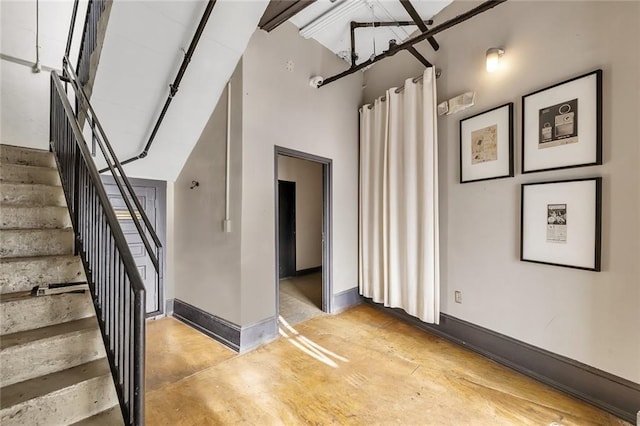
[104,182,159,314]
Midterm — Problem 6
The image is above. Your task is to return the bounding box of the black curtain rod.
[111,0,217,170]
[321,0,508,87]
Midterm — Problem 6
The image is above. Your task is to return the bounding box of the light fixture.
[486,47,504,73]
[300,0,367,39]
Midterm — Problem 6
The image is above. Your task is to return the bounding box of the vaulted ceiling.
[287,0,453,66]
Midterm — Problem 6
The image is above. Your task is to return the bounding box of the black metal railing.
[75,0,106,85]
[50,70,146,425]
[54,0,166,423]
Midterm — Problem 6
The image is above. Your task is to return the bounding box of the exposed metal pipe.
[406,45,432,68]
[321,0,508,87]
[106,0,217,172]
[32,0,41,73]
[399,0,439,51]
[351,20,433,29]
[223,81,232,233]
[349,20,434,67]
[64,0,80,64]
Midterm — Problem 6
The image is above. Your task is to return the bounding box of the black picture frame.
[520,177,602,271]
[459,102,514,183]
[522,70,602,173]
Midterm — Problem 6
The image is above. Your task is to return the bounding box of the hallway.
[279,272,323,326]
[144,305,627,425]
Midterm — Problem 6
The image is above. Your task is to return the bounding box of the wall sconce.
[486,48,504,73]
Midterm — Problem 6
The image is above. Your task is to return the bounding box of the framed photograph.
[459,103,514,183]
[520,177,602,271]
[522,70,602,173]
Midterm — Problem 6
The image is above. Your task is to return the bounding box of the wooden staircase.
[0,144,123,425]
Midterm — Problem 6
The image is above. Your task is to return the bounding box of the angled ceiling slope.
[89,0,268,181]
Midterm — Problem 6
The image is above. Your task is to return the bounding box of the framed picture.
[522,70,602,173]
[520,177,602,271]
[459,103,514,183]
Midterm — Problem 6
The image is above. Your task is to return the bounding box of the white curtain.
[359,68,440,324]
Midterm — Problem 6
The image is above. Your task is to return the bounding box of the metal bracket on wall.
[32,282,89,296]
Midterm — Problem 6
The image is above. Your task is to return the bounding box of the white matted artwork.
[520,178,602,271]
[522,70,602,173]
[459,103,513,183]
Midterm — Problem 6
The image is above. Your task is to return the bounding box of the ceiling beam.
[399,0,439,51]
[259,0,316,32]
[320,0,508,87]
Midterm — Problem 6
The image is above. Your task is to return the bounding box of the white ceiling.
[90,0,268,181]
[289,0,453,65]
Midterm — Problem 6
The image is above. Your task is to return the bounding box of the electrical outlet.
[454,291,462,304]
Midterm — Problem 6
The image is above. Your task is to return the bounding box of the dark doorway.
[275,146,333,323]
[278,180,296,279]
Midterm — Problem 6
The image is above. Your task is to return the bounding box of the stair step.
[0,144,56,168]
[1,290,94,335]
[0,182,66,207]
[0,205,71,229]
[0,163,61,186]
[0,359,119,426]
[0,228,74,258]
[0,317,105,387]
[71,405,124,426]
[0,255,85,294]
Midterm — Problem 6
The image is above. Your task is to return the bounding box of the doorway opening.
[275,147,332,326]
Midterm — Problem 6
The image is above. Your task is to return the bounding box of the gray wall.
[278,156,323,271]
[363,1,639,383]
[241,23,362,325]
[173,61,244,324]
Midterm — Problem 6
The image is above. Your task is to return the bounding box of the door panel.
[278,180,296,279]
[103,182,159,314]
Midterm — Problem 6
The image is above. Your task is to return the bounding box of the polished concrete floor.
[279,272,323,325]
[145,305,628,425]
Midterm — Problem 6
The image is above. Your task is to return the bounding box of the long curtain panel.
[359,68,440,324]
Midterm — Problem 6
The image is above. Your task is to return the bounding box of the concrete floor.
[145,305,628,425]
[278,272,323,325]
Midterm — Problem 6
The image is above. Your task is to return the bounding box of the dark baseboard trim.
[240,316,278,353]
[296,266,322,276]
[363,298,640,423]
[173,299,240,351]
[332,287,361,314]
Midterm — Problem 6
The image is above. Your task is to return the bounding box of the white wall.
[241,23,362,325]
[1,0,86,149]
[363,1,640,383]
[0,61,50,149]
[278,155,323,271]
[173,61,243,324]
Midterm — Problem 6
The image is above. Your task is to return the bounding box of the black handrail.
[75,0,106,85]
[63,58,163,275]
[108,0,217,170]
[50,70,145,425]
